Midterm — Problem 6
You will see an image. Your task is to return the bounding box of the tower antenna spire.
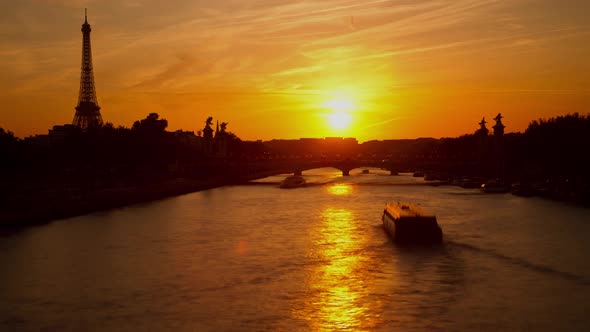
[85,8,87,23]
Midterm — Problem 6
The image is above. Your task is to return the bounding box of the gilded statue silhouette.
[479,117,487,130]
[220,122,228,134]
[203,116,214,140]
[494,113,504,126]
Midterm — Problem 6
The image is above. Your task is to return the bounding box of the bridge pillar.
[294,169,302,176]
[390,170,398,175]
[342,169,350,176]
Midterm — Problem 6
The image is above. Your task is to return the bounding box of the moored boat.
[460,177,483,189]
[279,175,306,189]
[382,202,443,244]
[481,179,510,193]
[511,182,536,197]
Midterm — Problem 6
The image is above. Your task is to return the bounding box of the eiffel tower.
[72,9,103,129]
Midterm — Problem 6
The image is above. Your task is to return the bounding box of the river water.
[2,168,590,331]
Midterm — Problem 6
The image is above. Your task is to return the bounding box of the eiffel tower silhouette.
[72,9,103,129]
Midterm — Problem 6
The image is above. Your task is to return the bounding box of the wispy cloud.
[1,0,589,138]
[361,116,408,130]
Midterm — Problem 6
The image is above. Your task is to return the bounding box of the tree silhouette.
[524,113,590,176]
[132,113,168,134]
[0,128,19,171]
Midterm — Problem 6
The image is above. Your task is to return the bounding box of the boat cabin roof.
[384,202,435,219]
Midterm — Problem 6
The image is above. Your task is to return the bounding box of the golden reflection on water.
[326,183,353,196]
[293,207,382,331]
[235,239,248,256]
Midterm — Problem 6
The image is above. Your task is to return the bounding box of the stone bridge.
[245,159,403,177]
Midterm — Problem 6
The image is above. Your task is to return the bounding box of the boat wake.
[445,239,590,286]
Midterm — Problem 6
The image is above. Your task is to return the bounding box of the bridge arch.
[293,166,347,177]
[292,161,397,177]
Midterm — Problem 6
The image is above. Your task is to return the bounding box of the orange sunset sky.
[1,0,589,141]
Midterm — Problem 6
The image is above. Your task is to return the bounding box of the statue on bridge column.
[492,113,506,177]
[202,116,214,154]
[493,113,505,137]
[203,117,214,138]
[477,117,489,136]
[216,122,229,156]
[476,116,490,165]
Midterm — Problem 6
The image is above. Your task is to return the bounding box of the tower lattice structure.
[72,9,103,129]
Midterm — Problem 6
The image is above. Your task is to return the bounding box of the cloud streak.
[0,0,589,139]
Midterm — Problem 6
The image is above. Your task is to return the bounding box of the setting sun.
[327,112,352,130]
[325,99,355,112]
[324,98,356,131]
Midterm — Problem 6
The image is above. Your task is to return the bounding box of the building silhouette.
[72,9,103,129]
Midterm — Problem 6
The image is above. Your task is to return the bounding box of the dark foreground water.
[2,169,590,331]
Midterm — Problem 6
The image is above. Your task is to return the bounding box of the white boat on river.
[382,202,443,244]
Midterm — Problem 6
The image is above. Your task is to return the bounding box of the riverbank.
[0,173,276,230]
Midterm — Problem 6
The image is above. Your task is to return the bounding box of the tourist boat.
[460,177,484,189]
[382,202,443,244]
[279,175,306,189]
[413,171,425,177]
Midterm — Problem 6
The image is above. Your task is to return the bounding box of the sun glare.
[324,98,355,131]
[327,112,352,130]
[325,99,355,112]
